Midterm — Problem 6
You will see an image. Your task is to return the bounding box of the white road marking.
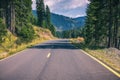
[47,53,51,58]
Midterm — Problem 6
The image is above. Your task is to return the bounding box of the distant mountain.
[32,10,86,31]
[51,13,86,31]
[32,10,37,17]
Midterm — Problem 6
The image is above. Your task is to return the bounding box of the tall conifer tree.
[45,5,51,28]
[36,0,45,27]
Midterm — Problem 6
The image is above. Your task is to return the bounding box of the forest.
[0,0,55,45]
[0,0,35,43]
[83,0,120,49]
[0,0,120,49]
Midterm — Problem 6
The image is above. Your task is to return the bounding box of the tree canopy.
[83,0,120,49]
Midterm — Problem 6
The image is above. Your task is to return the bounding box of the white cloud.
[32,0,36,10]
[32,0,89,17]
[64,0,86,9]
[44,0,65,11]
[44,0,63,7]
[85,0,90,4]
[44,0,89,11]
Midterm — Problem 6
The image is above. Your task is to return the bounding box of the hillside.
[0,26,54,59]
[51,13,85,31]
[32,10,86,31]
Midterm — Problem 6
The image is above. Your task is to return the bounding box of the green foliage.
[42,20,47,28]
[60,28,83,38]
[83,0,120,49]
[15,0,35,43]
[45,5,51,28]
[36,1,56,36]
[0,18,7,43]
[36,0,45,27]
[30,15,38,25]
[0,0,55,46]
[16,24,35,43]
[49,24,56,36]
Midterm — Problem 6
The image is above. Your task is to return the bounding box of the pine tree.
[84,0,120,49]
[45,5,51,28]
[15,0,35,42]
[113,0,120,48]
[0,18,7,43]
[6,0,15,34]
[0,0,7,43]
[49,24,56,36]
[36,0,45,27]
[0,0,36,43]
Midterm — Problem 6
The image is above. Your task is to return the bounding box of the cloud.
[32,0,90,17]
[64,0,87,9]
[44,0,63,7]
[32,0,36,10]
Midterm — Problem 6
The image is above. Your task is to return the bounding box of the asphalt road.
[0,39,119,80]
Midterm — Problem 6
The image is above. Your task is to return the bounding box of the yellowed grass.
[0,26,55,59]
[0,52,9,59]
[70,37,84,43]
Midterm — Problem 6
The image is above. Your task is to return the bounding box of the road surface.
[0,39,119,80]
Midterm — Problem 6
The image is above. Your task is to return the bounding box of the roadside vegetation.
[0,0,56,59]
[70,0,120,74]
[82,0,120,49]
[0,26,55,59]
[71,38,120,74]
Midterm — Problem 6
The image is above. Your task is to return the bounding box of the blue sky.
[32,0,90,18]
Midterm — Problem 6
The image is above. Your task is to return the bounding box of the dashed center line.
[47,53,51,58]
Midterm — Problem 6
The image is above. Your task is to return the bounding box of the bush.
[49,24,56,36]
[0,18,7,43]
[16,24,35,43]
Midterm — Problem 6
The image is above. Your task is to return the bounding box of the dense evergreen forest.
[56,28,83,38]
[83,0,120,49]
[0,0,35,43]
[0,0,119,49]
[0,0,55,44]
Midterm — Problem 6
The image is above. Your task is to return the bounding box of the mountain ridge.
[32,10,85,31]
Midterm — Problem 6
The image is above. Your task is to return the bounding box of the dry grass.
[70,37,84,43]
[0,52,9,59]
[0,26,55,59]
[85,48,120,73]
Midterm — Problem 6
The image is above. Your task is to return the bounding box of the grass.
[71,38,120,74]
[0,26,55,59]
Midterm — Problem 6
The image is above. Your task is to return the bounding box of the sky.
[32,0,90,18]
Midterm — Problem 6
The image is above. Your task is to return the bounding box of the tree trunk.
[108,0,113,48]
[6,0,15,34]
[114,4,119,48]
[10,1,15,34]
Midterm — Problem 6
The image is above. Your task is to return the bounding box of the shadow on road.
[29,40,79,49]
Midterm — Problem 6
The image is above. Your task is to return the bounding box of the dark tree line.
[83,0,120,49]
[58,28,82,38]
[0,0,15,34]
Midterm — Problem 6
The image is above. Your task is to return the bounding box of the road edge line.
[0,49,27,62]
[81,49,120,78]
